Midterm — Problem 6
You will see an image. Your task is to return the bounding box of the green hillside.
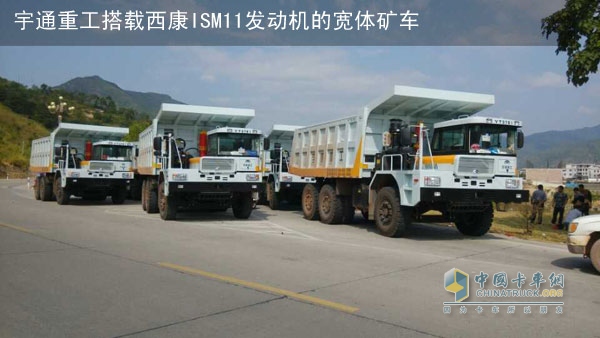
[0,103,48,177]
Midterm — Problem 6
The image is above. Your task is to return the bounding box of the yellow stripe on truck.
[29,166,53,173]
[350,137,364,178]
[422,155,455,165]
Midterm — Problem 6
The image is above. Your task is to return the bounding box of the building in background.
[562,163,600,182]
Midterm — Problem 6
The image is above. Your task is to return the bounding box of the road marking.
[158,262,359,314]
[0,222,35,234]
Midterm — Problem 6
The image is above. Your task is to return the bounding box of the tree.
[124,120,151,142]
[542,0,600,87]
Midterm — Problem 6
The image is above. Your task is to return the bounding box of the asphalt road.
[1,179,598,338]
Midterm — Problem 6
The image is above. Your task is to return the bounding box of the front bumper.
[167,182,259,193]
[420,188,529,204]
[567,235,590,254]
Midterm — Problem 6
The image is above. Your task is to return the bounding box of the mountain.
[518,125,600,168]
[56,76,184,115]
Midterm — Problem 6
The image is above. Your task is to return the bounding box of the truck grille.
[201,158,234,172]
[457,157,494,175]
[89,162,114,172]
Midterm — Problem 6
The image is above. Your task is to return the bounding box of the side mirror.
[263,138,270,151]
[153,136,162,152]
[517,130,524,149]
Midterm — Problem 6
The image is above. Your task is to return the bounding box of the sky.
[1,46,599,136]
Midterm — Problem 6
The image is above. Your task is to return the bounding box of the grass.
[491,203,598,243]
[491,208,567,243]
[0,103,48,177]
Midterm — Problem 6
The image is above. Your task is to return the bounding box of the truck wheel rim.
[304,193,313,211]
[322,195,331,214]
[378,200,392,225]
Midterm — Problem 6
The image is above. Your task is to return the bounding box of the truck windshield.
[208,133,261,157]
[432,124,518,155]
[92,145,133,161]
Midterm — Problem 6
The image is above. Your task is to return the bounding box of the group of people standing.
[529,184,593,230]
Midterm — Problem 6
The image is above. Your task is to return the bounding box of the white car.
[568,214,600,273]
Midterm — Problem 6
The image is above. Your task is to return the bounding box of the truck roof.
[93,140,136,147]
[266,124,304,141]
[207,127,262,135]
[434,116,523,128]
[52,122,129,140]
[366,85,494,121]
[156,103,255,129]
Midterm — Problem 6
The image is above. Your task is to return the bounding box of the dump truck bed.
[266,124,303,151]
[289,85,494,179]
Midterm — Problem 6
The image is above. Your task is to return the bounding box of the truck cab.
[53,139,135,204]
[414,116,526,217]
[261,125,316,210]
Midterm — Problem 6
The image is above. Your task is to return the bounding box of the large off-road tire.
[374,187,409,237]
[590,239,600,274]
[40,176,53,201]
[232,191,253,219]
[112,187,127,205]
[158,181,177,220]
[146,179,159,214]
[141,179,148,211]
[267,181,280,210]
[302,184,320,221]
[341,196,355,224]
[34,177,41,200]
[54,176,70,205]
[454,205,493,236]
[318,184,343,224]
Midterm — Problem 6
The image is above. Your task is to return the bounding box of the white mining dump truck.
[30,123,135,205]
[262,124,316,210]
[289,85,530,237]
[137,103,263,220]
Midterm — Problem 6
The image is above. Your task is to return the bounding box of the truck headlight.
[424,176,441,186]
[568,222,578,233]
[172,173,187,181]
[281,175,293,182]
[122,172,133,179]
[69,171,80,178]
[505,179,519,189]
[246,174,260,181]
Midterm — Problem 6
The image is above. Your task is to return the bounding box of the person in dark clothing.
[551,185,568,229]
[578,184,593,216]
